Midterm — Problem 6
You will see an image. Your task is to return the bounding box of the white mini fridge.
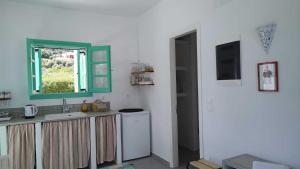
[120,109,151,161]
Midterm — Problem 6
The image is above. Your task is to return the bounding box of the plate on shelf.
[0,117,12,122]
[138,81,154,85]
[0,112,11,122]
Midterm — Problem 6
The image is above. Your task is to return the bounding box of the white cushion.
[253,161,289,169]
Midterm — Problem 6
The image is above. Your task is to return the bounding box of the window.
[27,39,111,99]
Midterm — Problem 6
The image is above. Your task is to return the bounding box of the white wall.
[202,0,300,168]
[137,0,214,162]
[1,0,300,168]
[137,0,300,168]
[0,1,141,110]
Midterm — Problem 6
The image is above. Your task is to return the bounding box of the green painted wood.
[38,49,42,93]
[31,48,37,90]
[89,46,112,93]
[27,39,112,99]
[27,38,93,100]
[29,92,92,100]
[27,39,33,97]
[77,50,81,91]
[107,46,112,92]
[27,38,91,49]
[79,51,84,91]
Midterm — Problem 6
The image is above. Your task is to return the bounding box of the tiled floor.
[128,147,199,169]
[129,156,187,169]
[178,147,199,166]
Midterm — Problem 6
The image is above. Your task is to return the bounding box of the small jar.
[81,100,88,113]
[4,92,11,99]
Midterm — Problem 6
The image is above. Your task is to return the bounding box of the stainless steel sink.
[45,112,87,121]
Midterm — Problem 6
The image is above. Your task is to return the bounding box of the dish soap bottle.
[81,100,88,113]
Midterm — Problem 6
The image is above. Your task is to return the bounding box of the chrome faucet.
[62,98,72,113]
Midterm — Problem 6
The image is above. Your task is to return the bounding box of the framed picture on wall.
[257,61,279,92]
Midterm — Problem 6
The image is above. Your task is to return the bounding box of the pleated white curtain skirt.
[42,118,91,169]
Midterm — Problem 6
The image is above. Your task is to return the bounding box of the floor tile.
[129,157,187,169]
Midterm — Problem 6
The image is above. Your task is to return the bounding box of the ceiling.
[4,0,162,17]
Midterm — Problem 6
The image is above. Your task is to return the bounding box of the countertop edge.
[0,111,120,127]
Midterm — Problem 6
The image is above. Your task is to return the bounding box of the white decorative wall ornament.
[257,23,277,54]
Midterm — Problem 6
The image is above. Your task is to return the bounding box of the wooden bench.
[188,159,222,169]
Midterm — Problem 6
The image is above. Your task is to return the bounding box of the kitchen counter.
[0,111,119,127]
[0,110,123,168]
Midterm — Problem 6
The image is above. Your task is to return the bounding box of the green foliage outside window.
[27,38,111,100]
[41,48,75,94]
[42,68,75,93]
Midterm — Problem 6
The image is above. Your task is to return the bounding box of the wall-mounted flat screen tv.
[216,41,241,80]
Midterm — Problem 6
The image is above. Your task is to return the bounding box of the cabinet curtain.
[42,118,90,169]
[95,115,116,164]
[7,124,35,169]
[0,156,10,169]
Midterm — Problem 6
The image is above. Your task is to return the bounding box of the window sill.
[29,92,93,100]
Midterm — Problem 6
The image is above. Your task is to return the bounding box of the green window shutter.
[78,50,88,92]
[26,38,93,99]
[31,48,41,93]
[36,49,42,92]
[31,48,36,91]
[89,46,112,93]
[75,50,81,92]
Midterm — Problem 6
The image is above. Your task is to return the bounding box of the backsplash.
[0,103,93,118]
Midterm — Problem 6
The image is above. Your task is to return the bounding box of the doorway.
[175,31,199,166]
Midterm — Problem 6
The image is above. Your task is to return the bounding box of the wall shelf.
[132,83,155,86]
[131,71,154,75]
[131,63,154,86]
[0,98,11,101]
[131,73,155,86]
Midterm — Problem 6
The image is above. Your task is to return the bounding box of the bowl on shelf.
[0,112,12,122]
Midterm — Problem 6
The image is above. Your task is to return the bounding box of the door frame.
[169,23,204,168]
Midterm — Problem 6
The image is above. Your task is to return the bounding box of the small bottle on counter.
[81,100,88,113]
